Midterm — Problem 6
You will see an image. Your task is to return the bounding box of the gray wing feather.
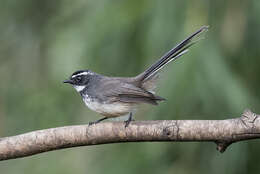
[98,80,164,105]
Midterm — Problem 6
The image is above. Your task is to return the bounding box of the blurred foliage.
[0,0,260,173]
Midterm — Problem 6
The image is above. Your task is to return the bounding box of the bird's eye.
[75,76,82,82]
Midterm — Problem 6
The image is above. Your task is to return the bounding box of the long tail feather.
[139,26,208,82]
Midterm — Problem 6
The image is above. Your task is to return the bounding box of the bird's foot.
[124,112,133,128]
[88,121,97,126]
[88,117,108,126]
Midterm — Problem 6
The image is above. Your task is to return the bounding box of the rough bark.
[0,109,260,161]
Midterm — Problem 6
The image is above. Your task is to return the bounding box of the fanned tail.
[138,26,208,82]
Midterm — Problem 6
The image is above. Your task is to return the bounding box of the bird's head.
[63,70,93,92]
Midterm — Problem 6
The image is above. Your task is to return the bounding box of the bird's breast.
[82,95,134,117]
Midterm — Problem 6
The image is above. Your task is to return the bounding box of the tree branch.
[1,109,260,161]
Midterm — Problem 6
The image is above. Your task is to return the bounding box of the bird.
[63,26,208,127]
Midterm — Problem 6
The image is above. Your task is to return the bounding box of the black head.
[63,70,93,91]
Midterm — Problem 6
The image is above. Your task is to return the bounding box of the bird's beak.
[63,79,73,84]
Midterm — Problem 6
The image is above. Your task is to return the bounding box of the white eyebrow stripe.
[72,72,90,78]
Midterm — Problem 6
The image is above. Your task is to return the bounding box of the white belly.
[83,97,133,117]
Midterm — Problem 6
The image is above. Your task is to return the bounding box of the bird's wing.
[98,80,164,105]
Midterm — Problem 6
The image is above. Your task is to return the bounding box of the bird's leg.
[89,117,108,126]
[124,112,134,128]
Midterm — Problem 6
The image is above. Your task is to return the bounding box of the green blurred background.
[1,0,260,173]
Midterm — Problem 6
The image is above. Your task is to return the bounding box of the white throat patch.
[73,85,86,92]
